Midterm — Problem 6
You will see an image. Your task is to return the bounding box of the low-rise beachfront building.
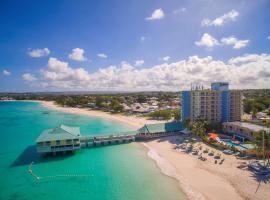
[223,121,270,141]
[136,121,183,139]
[36,125,81,154]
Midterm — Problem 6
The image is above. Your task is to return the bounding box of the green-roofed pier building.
[36,125,81,154]
[36,122,184,155]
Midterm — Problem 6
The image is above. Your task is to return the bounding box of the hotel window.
[56,140,60,145]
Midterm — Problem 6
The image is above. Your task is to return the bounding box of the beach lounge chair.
[203,148,209,153]
[208,151,214,156]
[214,153,221,159]
[192,150,198,155]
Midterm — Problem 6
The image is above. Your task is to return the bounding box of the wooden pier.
[80,134,136,147]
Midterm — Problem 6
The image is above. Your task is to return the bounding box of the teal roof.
[36,125,80,143]
[138,121,183,134]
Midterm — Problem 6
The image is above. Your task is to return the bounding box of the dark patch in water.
[8,192,23,200]
[10,145,74,167]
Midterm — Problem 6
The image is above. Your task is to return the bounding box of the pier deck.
[80,133,136,147]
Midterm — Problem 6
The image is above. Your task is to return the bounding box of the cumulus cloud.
[28,48,50,58]
[69,48,86,61]
[24,54,270,91]
[220,36,249,49]
[97,53,107,59]
[146,8,165,21]
[134,60,144,67]
[3,70,11,76]
[195,33,219,49]
[202,10,239,27]
[196,33,249,50]
[22,73,37,81]
[162,56,170,62]
[228,54,270,65]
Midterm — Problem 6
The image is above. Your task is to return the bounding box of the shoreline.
[141,136,270,200]
[23,100,270,200]
[34,100,168,129]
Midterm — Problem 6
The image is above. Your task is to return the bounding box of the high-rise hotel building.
[181,82,243,123]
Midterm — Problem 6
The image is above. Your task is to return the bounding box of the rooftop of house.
[224,121,270,132]
[138,121,183,134]
[36,124,81,143]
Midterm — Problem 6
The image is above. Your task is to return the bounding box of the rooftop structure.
[36,125,81,154]
[137,121,183,134]
[223,121,270,141]
[181,82,243,123]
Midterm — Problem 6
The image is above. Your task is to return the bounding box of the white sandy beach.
[38,100,166,129]
[38,100,270,200]
[143,136,270,200]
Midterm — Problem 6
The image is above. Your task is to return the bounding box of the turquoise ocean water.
[0,101,186,200]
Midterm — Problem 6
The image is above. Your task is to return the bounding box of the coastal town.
[1,1,270,200]
[1,82,270,199]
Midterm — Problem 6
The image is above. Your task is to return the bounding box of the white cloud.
[42,57,90,82]
[25,54,270,90]
[173,7,186,14]
[196,33,249,50]
[195,33,219,49]
[134,60,144,67]
[22,73,37,81]
[3,70,11,76]
[140,36,146,42]
[28,48,50,58]
[202,10,239,27]
[69,48,86,61]
[267,36,270,40]
[220,36,249,49]
[97,53,108,59]
[162,56,170,62]
[228,54,270,65]
[146,8,165,21]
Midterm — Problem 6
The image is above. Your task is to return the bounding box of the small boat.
[42,111,50,114]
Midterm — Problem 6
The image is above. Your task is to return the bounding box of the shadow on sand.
[10,145,74,168]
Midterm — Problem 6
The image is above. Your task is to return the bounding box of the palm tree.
[191,120,207,140]
[183,118,192,130]
[253,130,270,166]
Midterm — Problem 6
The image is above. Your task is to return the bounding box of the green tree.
[191,120,207,139]
[183,118,192,130]
[137,95,147,103]
[173,108,181,121]
[110,99,124,113]
[253,131,270,166]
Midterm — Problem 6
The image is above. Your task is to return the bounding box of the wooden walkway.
[80,134,136,147]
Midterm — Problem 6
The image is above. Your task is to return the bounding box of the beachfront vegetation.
[252,130,270,165]
[145,108,181,120]
[191,120,207,139]
[4,92,179,119]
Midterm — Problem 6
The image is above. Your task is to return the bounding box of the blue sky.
[0,0,270,92]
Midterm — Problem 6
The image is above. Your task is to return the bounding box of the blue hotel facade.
[181,82,242,123]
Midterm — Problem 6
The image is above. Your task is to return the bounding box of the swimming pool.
[221,140,252,151]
